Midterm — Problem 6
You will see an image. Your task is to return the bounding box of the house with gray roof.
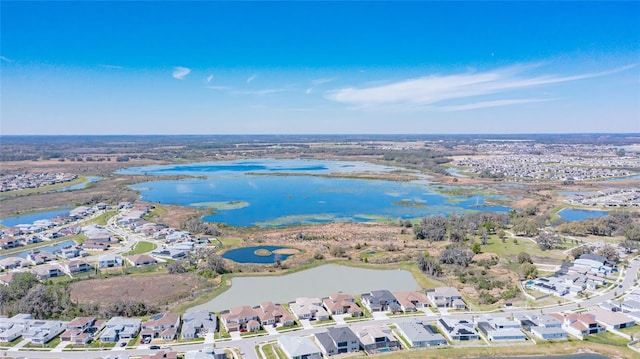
[100,317,141,342]
[289,298,330,322]
[22,320,66,344]
[437,317,478,341]
[589,307,636,330]
[361,290,401,313]
[426,287,466,309]
[395,320,447,347]
[314,326,359,355]
[181,310,217,339]
[278,335,322,359]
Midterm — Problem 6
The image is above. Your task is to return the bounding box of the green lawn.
[483,235,566,261]
[583,331,630,346]
[123,241,157,255]
[83,210,118,226]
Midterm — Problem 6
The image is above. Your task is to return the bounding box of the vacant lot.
[69,273,208,309]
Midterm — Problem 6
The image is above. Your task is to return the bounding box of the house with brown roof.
[141,313,181,341]
[126,254,157,267]
[255,302,295,327]
[394,291,430,312]
[220,306,259,332]
[322,293,362,317]
[550,312,603,340]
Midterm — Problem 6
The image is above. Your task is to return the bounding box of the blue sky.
[1,1,639,135]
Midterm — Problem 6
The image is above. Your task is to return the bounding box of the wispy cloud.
[233,88,287,96]
[246,74,257,84]
[206,74,214,83]
[326,64,636,111]
[172,66,191,80]
[99,64,123,70]
[306,77,336,95]
[207,85,230,90]
[0,56,14,63]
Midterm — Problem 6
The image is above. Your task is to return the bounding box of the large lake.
[0,208,71,227]
[189,264,420,313]
[120,159,510,227]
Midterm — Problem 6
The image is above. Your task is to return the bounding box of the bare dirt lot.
[69,273,211,309]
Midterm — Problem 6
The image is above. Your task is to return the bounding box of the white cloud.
[246,74,257,84]
[312,77,335,86]
[326,64,636,111]
[206,74,214,83]
[0,56,14,62]
[305,88,313,95]
[207,85,230,90]
[172,66,191,80]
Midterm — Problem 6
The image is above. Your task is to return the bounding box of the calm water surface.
[558,208,609,221]
[222,246,294,264]
[189,264,419,312]
[121,159,510,227]
[0,209,71,227]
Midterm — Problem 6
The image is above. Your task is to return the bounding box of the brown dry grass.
[69,273,209,309]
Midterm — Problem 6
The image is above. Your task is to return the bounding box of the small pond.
[189,264,420,312]
[557,208,609,221]
[222,246,295,264]
[0,209,71,227]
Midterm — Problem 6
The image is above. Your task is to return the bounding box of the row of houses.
[0,310,218,346]
[525,253,615,298]
[218,288,465,334]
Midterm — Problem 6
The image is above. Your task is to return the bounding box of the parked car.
[150,345,160,350]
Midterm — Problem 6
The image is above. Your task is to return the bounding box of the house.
[0,238,21,249]
[0,314,31,342]
[98,253,124,268]
[60,316,105,344]
[0,272,21,286]
[22,320,66,344]
[0,257,30,271]
[426,287,466,309]
[589,307,636,330]
[323,293,362,317]
[475,316,526,341]
[530,326,568,340]
[289,298,330,321]
[437,317,479,341]
[220,306,259,332]
[352,324,401,354]
[395,320,447,347]
[574,253,615,275]
[63,259,93,275]
[141,313,181,341]
[181,310,217,339]
[361,290,401,313]
[278,335,322,359]
[55,245,85,259]
[255,302,295,327]
[549,313,603,340]
[314,326,360,356]
[393,291,430,312]
[621,299,640,313]
[82,241,110,251]
[126,254,157,267]
[30,264,65,280]
[26,250,56,265]
[100,317,141,342]
[185,348,228,359]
